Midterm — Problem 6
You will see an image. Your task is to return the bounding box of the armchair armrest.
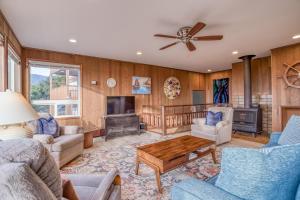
[60,126,84,135]
[192,118,206,126]
[264,132,282,147]
[171,178,242,200]
[92,169,120,200]
[216,120,229,129]
[64,169,120,200]
[33,134,54,144]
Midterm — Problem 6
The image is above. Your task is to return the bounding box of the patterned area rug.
[61,132,262,200]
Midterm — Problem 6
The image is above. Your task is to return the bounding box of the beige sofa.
[29,114,84,168]
[0,139,121,200]
[191,106,233,145]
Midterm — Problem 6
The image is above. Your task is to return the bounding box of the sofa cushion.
[206,111,223,126]
[172,178,242,200]
[296,184,300,200]
[278,115,300,145]
[215,144,300,200]
[52,134,84,152]
[0,139,62,199]
[0,163,57,200]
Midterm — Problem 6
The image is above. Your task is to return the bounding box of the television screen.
[107,96,135,115]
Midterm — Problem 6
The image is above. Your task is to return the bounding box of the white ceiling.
[1,0,300,72]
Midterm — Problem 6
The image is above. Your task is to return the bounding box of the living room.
[0,0,300,200]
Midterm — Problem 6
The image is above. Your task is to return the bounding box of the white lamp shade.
[0,91,39,125]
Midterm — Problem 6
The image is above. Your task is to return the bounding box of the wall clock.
[107,78,116,88]
[164,77,181,100]
[282,62,300,89]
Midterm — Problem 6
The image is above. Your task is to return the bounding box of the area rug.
[61,132,262,200]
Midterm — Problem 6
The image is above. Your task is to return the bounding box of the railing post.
[161,105,167,135]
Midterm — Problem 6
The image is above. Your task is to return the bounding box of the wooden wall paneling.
[271,43,300,131]
[22,47,205,130]
[231,62,244,96]
[231,56,271,97]
[0,11,22,91]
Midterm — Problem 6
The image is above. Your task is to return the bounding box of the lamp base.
[0,125,33,140]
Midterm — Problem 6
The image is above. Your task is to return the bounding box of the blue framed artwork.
[132,76,151,95]
[213,78,229,104]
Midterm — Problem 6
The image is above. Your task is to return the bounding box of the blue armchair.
[172,131,300,200]
[263,131,281,147]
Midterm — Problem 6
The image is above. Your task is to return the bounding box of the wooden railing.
[141,104,219,135]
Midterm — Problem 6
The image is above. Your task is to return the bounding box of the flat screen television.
[107,96,135,115]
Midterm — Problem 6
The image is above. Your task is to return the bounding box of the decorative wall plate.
[282,62,300,89]
[107,78,116,88]
[164,77,181,99]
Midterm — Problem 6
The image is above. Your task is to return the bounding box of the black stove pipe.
[239,55,256,108]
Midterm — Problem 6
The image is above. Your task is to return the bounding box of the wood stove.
[232,55,262,137]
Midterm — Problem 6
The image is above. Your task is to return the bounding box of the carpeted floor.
[61,132,262,200]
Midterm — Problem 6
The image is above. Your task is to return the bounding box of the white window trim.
[8,45,21,93]
[28,60,81,118]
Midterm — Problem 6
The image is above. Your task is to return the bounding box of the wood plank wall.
[205,70,232,103]
[271,43,300,131]
[0,10,22,91]
[22,48,206,130]
[232,56,272,96]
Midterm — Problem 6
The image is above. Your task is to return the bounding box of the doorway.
[192,90,205,105]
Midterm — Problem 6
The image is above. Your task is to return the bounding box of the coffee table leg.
[155,168,162,193]
[135,157,140,175]
[211,148,217,164]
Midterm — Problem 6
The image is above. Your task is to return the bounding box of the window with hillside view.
[29,61,81,117]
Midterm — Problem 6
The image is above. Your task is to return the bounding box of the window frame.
[7,44,21,92]
[28,60,82,119]
[0,33,4,91]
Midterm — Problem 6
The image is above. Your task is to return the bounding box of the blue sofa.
[171,115,300,200]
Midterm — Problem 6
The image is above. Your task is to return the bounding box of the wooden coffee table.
[135,135,217,193]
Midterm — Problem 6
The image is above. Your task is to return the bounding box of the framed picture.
[132,76,151,95]
[213,78,229,104]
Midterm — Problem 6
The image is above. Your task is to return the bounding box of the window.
[7,45,21,92]
[29,61,81,118]
[0,34,4,91]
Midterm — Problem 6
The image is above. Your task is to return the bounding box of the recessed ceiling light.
[207,69,212,72]
[69,38,77,43]
[292,34,300,39]
[232,51,238,55]
[136,51,143,55]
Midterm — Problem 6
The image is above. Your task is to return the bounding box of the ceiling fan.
[154,22,223,51]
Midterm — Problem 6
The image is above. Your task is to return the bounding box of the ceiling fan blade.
[154,34,178,39]
[188,22,206,37]
[186,42,196,51]
[159,42,180,50]
[193,35,223,41]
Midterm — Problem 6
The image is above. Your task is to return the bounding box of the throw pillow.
[206,111,223,126]
[215,144,300,200]
[37,114,60,138]
[62,178,79,200]
[0,163,57,200]
[0,139,62,199]
[278,115,300,145]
